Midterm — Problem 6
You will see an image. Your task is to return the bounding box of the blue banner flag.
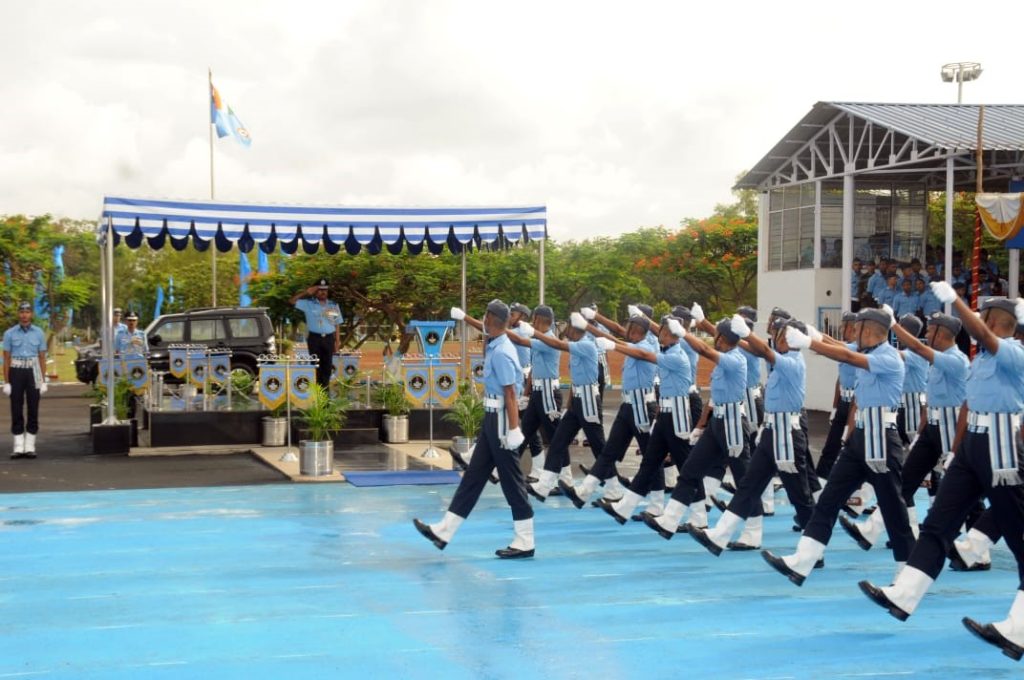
[154,285,164,319]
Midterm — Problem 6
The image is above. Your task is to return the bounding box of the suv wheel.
[230,362,256,380]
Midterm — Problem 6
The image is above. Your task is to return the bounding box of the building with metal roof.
[739,102,1024,409]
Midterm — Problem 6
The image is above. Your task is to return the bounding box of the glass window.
[768,211,783,271]
[191,319,225,342]
[799,207,816,269]
[229,317,261,339]
[153,320,184,343]
[820,204,843,267]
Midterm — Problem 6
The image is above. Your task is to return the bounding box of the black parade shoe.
[709,496,728,513]
[526,485,547,503]
[496,546,535,559]
[727,541,760,551]
[838,515,873,551]
[962,617,1024,661]
[412,519,447,551]
[761,550,806,587]
[596,498,628,525]
[858,580,910,621]
[558,480,586,509]
[721,480,737,494]
[949,551,992,572]
[641,512,675,540]
[688,525,724,557]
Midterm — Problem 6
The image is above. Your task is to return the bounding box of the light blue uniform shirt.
[654,342,692,398]
[680,339,699,386]
[838,342,859,389]
[621,335,658,391]
[919,290,942,316]
[856,342,905,409]
[877,286,898,308]
[927,346,969,408]
[3,324,46,358]
[741,348,761,388]
[851,270,862,298]
[483,334,523,397]
[511,324,532,369]
[966,338,1024,413]
[567,338,599,386]
[710,347,747,404]
[892,292,920,318]
[901,350,928,393]
[295,298,343,334]
[114,328,149,354]
[867,272,887,300]
[764,350,806,413]
[529,332,560,380]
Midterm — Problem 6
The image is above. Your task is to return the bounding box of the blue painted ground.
[0,484,1019,679]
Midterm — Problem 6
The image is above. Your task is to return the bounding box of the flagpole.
[208,67,218,307]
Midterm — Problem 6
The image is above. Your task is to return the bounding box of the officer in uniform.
[859,289,1024,661]
[3,302,48,459]
[112,307,127,336]
[641,310,751,539]
[761,307,913,588]
[595,314,692,523]
[689,316,817,556]
[562,309,658,508]
[289,279,342,388]
[414,300,532,558]
[509,303,546,464]
[816,312,859,485]
[527,312,606,500]
[895,315,929,446]
[114,311,149,355]
[840,312,967,549]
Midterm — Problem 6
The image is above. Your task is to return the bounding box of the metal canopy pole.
[538,237,545,305]
[103,217,117,424]
[841,171,854,312]
[944,156,955,312]
[460,250,467,382]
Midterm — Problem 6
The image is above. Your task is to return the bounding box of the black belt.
[307,331,333,338]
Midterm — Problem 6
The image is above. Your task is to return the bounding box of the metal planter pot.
[383,415,409,443]
[261,417,288,447]
[300,440,334,476]
[450,436,475,455]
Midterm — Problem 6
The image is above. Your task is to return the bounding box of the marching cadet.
[509,303,546,463]
[859,288,1024,661]
[414,300,532,559]
[595,314,692,523]
[3,302,48,459]
[559,309,659,508]
[114,311,149,355]
[527,312,606,500]
[289,278,342,388]
[895,315,929,446]
[816,312,859,485]
[641,308,751,538]
[760,307,914,587]
[688,316,817,556]
[504,305,563,477]
[840,312,968,548]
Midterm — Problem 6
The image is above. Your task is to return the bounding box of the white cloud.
[0,0,1022,239]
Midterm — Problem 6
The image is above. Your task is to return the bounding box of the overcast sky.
[1,1,1021,240]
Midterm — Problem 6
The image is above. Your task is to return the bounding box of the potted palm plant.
[378,381,410,443]
[298,383,347,476]
[443,381,484,456]
[261,401,288,446]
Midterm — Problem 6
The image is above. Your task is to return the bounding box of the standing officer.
[858,289,1024,661]
[414,300,531,558]
[761,307,913,588]
[112,307,127,336]
[289,279,342,388]
[3,302,48,459]
[114,311,149,355]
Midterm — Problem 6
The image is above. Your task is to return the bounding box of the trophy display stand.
[403,321,458,459]
[257,353,318,462]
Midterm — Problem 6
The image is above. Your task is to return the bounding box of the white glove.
[666,318,686,337]
[518,322,535,338]
[942,451,954,471]
[785,326,811,350]
[570,312,588,330]
[880,304,896,328]
[2,384,10,397]
[828,407,837,424]
[627,304,641,318]
[580,306,597,320]
[505,427,525,450]
[690,303,705,323]
[806,325,823,343]
[1015,298,1024,325]
[450,307,466,321]
[930,281,957,304]
[595,337,617,352]
[730,314,751,339]
[39,382,47,395]
[688,427,704,446]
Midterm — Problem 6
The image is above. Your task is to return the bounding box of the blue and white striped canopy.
[101,196,547,255]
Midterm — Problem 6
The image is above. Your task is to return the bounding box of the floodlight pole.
[208,67,218,307]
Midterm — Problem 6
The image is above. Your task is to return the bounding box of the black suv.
[75,307,276,384]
